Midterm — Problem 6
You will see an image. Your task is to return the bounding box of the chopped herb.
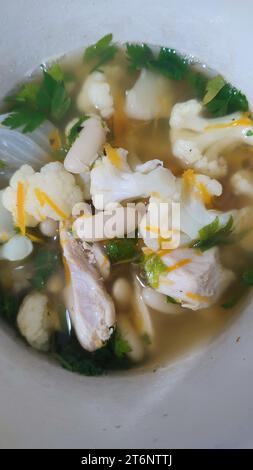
[126,43,248,113]
[67,115,89,146]
[126,43,189,80]
[143,253,167,288]
[2,108,45,133]
[222,266,253,309]
[46,64,75,83]
[187,70,249,117]
[0,285,23,325]
[192,216,234,252]
[203,75,226,105]
[30,247,62,290]
[0,160,7,170]
[126,43,155,70]
[3,64,71,133]
[47,63,65,82]
[105,237,140,264]
[5,82,41,108]
[113,331,132,358]
[54,330,131,376]
[205,82,248,117]
[84,33,118,71]
[242,267,253,286]
[38,69,71,120]
[246,130,253,137]
[221,287,246,309]
[141,333,152,346]
[151,47,189,80]
[166,295,180,304]
[187,70,208,99]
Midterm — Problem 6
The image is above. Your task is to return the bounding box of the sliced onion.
[0,114,55,171]
[0,189,15,242]
[142,287,184,314]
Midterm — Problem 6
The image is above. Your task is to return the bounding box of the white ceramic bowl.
[1,0,253,449]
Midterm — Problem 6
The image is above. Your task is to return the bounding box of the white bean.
[117,314,144,362]
[39,218,58,237]
[132,277,154,341]
[112,278,132,309]
[142,287,184,315]
[73,206,138,242]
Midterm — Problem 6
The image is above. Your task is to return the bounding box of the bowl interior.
[1,0,253,449]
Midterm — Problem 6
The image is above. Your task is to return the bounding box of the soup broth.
[0,37,252,375]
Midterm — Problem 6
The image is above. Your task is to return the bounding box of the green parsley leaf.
[54,329,131,376]
[47,63,65,81]
[126,43,188,80]
[38,69,71,120]
[51,81,71,120]
[242,267,253,286]
[222,265,253,309]
[203,75,226,105]
[143,253,167,288]
[205,83,248,117]
[5,82,40,107]
[3,64,71,133]
[67,115,89,146]
[2,108,45,133]
[113,331,132,358]
[187,70,208,99]
[84,33,118,71]
[222,288,246,309]
[46,64,75,83]
[192,216,234,251]
[246,130,253,137]
[166,295,180,304]
[105,237,140,264]
[0,160,7,170]
[187,69,249,117]
[141,333,152,346]
[30,247,62,290]
[126,43,155,70]
[152,47,189,80]
[0,285,23,325]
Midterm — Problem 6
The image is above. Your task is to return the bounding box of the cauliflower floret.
[77,71,114,118]
[0,189,15,243]
[231,169,253,199]
[179,171,233,240]
[17,292,57,351]
[170,99,253,178]
[64,115,107,174]
[2,162,83,227]
[139,170,229,250]
[90,145,178,210]
[144,247,234,310]
[125,69,173,120]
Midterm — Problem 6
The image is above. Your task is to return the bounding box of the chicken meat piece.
[60,225,116,351]
[144,247,234,310]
